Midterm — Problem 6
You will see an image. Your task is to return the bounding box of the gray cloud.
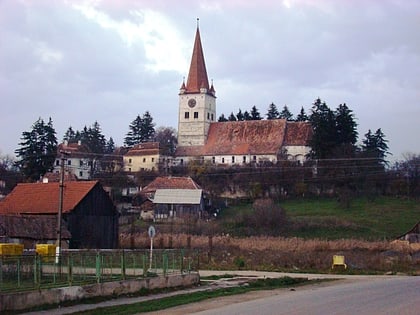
[0,0,419,162]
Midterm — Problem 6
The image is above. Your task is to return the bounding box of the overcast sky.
[1,0,419,163]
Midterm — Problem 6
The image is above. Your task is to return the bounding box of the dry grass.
[119,233,420,274]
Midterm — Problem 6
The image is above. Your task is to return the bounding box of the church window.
[184,112,189,119]
[194,112,199,119]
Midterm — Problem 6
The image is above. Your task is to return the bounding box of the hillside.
[220,197,420,240]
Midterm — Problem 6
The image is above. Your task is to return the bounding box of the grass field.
[221,196,420,240]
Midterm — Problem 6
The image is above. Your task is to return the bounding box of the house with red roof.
[175,23,312,166]
[0,181,118,249]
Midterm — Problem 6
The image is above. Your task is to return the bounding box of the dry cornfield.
[119,233,420,274]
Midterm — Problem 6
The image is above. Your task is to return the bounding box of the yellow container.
[36,244,57,256]
[0,243,24,256]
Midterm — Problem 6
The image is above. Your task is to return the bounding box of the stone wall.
[0,272,199,312]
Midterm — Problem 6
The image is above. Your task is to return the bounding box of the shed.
[0,181,118,249]
[153,189,204,219]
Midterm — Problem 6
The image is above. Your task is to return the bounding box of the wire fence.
[0,249,198,293]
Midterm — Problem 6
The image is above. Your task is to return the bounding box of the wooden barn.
[0,181,118,249]
[0,214,71,249]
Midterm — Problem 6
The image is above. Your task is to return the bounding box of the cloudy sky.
[0,0,419,162]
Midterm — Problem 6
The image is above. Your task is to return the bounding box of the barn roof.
[0,214,71,240]
[153,189,203,205]
[0,181,99,215]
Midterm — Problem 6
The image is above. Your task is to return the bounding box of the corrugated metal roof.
[153,189,202,205]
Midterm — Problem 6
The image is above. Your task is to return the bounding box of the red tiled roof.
[176,120,312,157]
[185,27,210,94]
[125,142,160,157]
[0,181,99,215]
[58,142,91,158]
[283,122,313,146]
[41,172,78,183]
[142,176,201,194]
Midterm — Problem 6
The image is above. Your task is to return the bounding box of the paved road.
[172,276,420,315]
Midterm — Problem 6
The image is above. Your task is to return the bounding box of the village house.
[123,142,163,172]
[0,181,118,249]
[174,24,312,165]
[132,176,204,220]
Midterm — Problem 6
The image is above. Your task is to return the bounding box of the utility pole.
[56,150,70,263]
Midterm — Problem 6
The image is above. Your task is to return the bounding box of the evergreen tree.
[228,112,237,121]
[295,106,308,122]
[218,114,228,122]
[81,121,106,154]
[309,98,337,159]
[362,128,390,165]
[279,105,293,121]
[105,137,115,154]
[236,109,244,121]
[243,110,252,120]
[15,117,58,181]
[124,115,143,147]
[335,103,358,146]
[250,105,262,120]
[63,126,77,143]
[141,111,155,142]
[266,102,279,119]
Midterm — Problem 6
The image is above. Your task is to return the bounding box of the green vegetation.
[73,277,311,315]
[221,196,420,240]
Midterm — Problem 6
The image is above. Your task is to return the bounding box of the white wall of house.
[284,145,311,164]
[53,157,92,180]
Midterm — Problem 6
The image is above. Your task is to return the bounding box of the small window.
[212,156,215,164]
[56,160,60,166]
[243,156,246,163]
[79,160,83,166]
[222,157,225,163]
[128,168,131,172]
[211,113,214,121]
[151,158,155,162]
[232,156,235,163]
[253,156,257,162]
[194,112,198,119]
[207,112,210,120]
[185,112,189,119]
[143,158,146,163]
[79,171,83,177]
[128,158,132,163]
[67,160,71,165]
[180,159,184,165]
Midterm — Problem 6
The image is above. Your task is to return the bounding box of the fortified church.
[174,24,312,165]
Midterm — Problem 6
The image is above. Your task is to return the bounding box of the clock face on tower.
[188,98,196,108]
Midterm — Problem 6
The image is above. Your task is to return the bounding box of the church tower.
[178,21,216,147]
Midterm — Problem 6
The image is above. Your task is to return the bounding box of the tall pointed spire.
[185,18,210,94]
